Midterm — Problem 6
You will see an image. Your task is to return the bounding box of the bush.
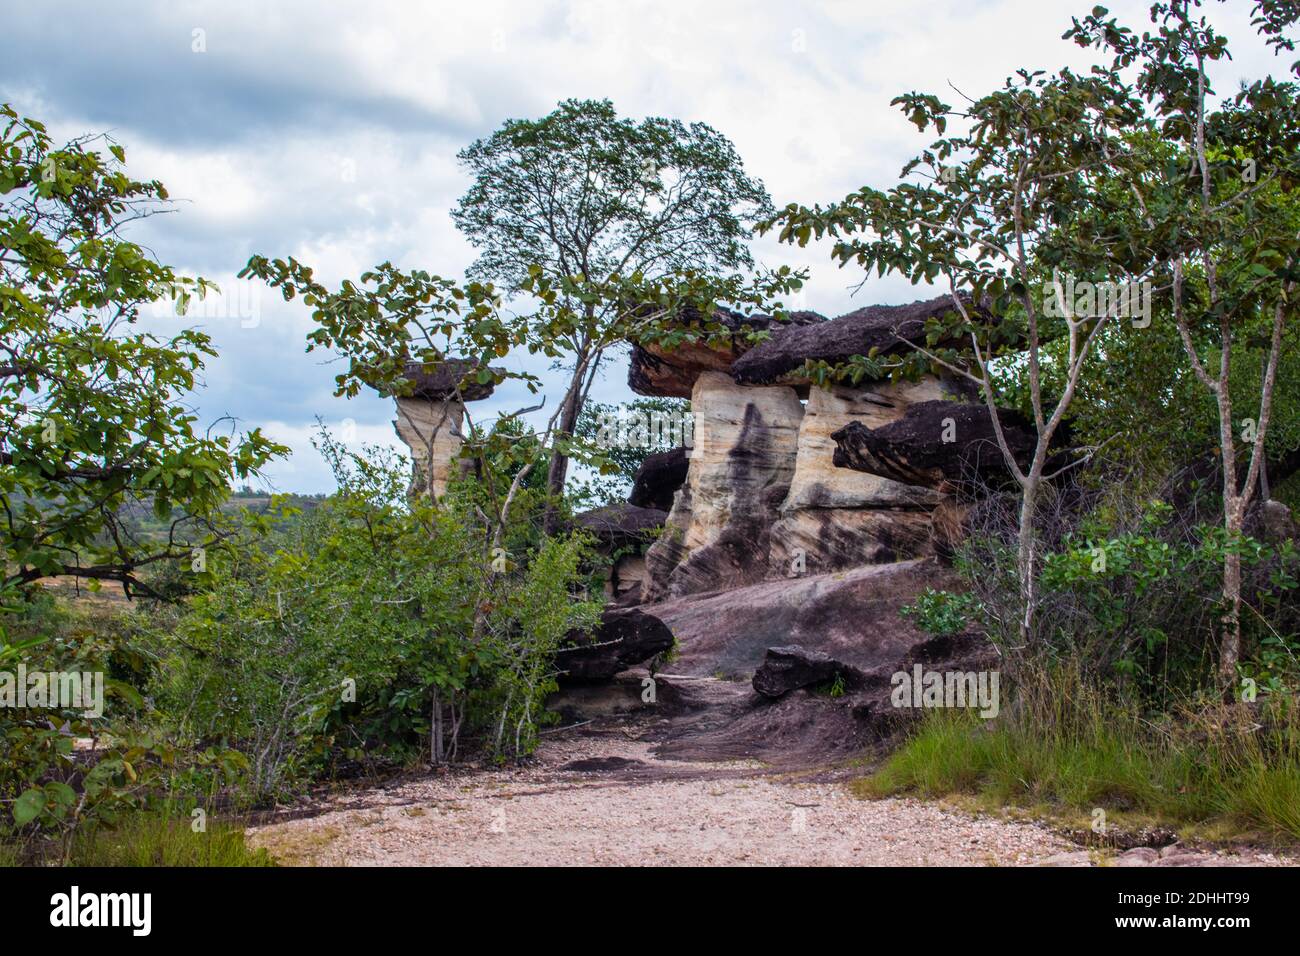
[154,441,603,802]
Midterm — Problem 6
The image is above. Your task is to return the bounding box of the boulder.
[642,372,805,601]
[832,400,1053,494]
[649,557,989,680]
[752,646,854,698]
[730,295,976,386]
[628,447,689,512]
[555,607,675,680]
[573,503,666,552]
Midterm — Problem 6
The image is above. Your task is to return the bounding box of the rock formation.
[555,606,675,680]
[573,503,667,604]
[628,447,689,512]
[730,294,975,386]
[641,371,805,601]
[389,359,500,499]
[628,306,824,398]
[831,399,1065,495]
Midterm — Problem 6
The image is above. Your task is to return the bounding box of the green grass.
[65,812,276,866]
[856,678,1300,844]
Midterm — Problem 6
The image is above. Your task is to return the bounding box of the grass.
[0,811,276,867]
[856,671,1300,845]
[65,812,276,866]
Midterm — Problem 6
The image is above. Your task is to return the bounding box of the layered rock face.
[769,381,945,577]
[633,300,988,599]
[642,372,805,601]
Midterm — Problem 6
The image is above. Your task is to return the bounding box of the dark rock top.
[397,358,502,401]
[730,294,973,386]
[831,399,1063,493]
[573,503,667,552]
[627,306,826,398]
[628,447,689,512]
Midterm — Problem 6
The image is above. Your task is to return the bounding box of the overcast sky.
[0,0,1278,492]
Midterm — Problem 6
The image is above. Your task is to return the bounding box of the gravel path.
[248,734,1075,866]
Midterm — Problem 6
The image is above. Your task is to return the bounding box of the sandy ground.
[249,733,1082,866]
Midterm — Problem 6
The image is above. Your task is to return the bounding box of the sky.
[0,0,1280,492]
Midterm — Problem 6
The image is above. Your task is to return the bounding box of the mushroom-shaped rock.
[730,295,974,386]
[555,607,675,680]
[389,358,503,498]
[628,447,689,512]
[629,306,825,398]
[831,400,1052,493]
[573,503,667,552]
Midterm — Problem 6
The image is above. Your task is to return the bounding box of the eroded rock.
[556,607,675,681]
[642,372,804,601]
[832,400,1055,494]
[393,397,465,499]
[752,646,853,698]
[628,447,689,512]
[730,295,976,386]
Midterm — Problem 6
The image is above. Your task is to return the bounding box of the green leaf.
[13,789,44,826]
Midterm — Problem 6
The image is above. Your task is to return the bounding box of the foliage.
[0,592,246,860]
[0,105,285,602]
[568,396,690,508]
[155,436,602,801]
[900,589,984,638]
[450,97,783,508]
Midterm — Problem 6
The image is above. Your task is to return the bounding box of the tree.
[1066,0,1300,693]
[765,55,1153,649]
[451,98,774,527]
[0,106,284,606]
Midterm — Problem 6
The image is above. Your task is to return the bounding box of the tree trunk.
[1219,496,1244,695]
[1016,478,1040,649]
[542,383,582,534]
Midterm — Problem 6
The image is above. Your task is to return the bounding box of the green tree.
[451,99,774,525]
[1065,0,1300,690]
[0,105,284,604]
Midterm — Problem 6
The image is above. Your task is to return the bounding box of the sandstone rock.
[642,372,805,601]
[555,607,675,680]
[730,295,977,386]
[610,554,647,604]
[767,509,933,578]
[393,397,465,499]
[649,557,988,680]
[752,645,853,698]
[832,400,1054,494]
[628,447,689,512]
[783,382,946,512]
[629,307,824,398]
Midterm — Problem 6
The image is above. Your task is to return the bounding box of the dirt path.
[249,729,1079,866]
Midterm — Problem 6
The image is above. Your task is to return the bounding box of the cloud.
[2,0,1286,491]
